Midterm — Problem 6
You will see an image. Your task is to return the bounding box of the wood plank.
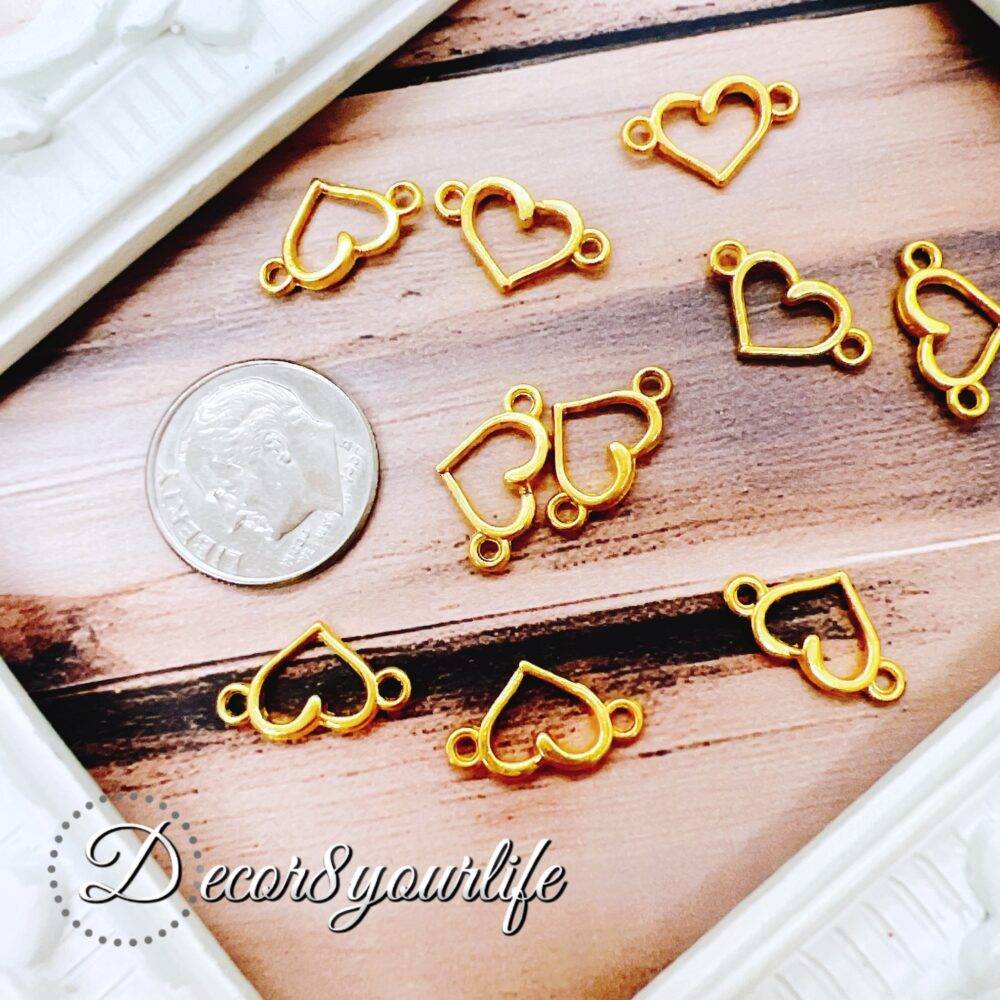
[386,0,886,81]
[39,538,1000,998]
[1,2,997,689]
[0,3,998,997]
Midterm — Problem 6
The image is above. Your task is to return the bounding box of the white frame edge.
[0,0,452,375]
[0,654,261,997]
[639,672,1000,999]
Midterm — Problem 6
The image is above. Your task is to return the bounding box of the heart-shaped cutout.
[710,240,872,368]
[446,661,643,778]
[437,385,550,571]
[260,179,421,296]
[623,75,799,188]
[217,621,411,741]
[471,200,586,282]
[724,572,905,702]
[548,367,672,532]
[896,240,1000,420]
[435,177,610,293]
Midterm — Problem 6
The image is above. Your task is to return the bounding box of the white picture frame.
[640,672,1000,999]
[2,3,998,998]
[0,655,261,998]
[0,0,452,375]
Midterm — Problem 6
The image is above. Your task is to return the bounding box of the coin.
[146,360,379,585]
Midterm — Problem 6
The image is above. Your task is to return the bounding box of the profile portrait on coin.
[178,376,343,542]
[147,360,378,585]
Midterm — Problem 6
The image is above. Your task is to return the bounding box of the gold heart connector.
[260,179,423,296]
[547,366,673,532]
[895,240,1000,420]
[709,239,873,368]
[446,660,643,778]
[622,75,799,187]
[436,385,550,573]
[216,621,411,741]
[723,572,906,703]
[433,176,610,293]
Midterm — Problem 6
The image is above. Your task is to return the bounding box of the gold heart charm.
[622,75,799,187]
[446,660,643,778]
[547,367,673,533]
[895,240,1000,420]
[709,239,873,368]
[216,621,410,741]
[433,176,610,293]
[260,179,423,296]
[723,572,906,702]
[437,385,550,572]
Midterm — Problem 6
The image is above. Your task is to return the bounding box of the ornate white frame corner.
[0,655,261,998]
[0,0,452,375]
[640,672,1000,1000]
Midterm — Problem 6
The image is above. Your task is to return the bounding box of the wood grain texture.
[380,0,900,88]
[1,2,999,997]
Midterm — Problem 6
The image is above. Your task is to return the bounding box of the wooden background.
[2,0,999,996]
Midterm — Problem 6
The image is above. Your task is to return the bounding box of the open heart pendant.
[433,176,610,293]
[622,75,799,188]
[446,660,643,779]
[895,240,1000,420]
[547,366,673,533]
[709,239,873,368]
[216,621,411,741]
[723,572,906,702]
[260,179,423,296]
[436,385,551,572]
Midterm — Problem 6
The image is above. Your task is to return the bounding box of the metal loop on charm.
[900,239,944,276]
[723,571,907,705]
[832,328,874,369]
[572,228,611,270]
[374,666,412,712]
[470,533,511,573]
[621,114,659,154]
[622,76,799,187]
[709,239,749,278]
[216,682,251,727]
[434,180,469,222]
[724,574,767,617]
[767,81,800,122]
[259,258,295,297]
[868,660,906,703]
[446,661,644,779]
[606,697,644,741]
[946,382,990,420]
[446,726,483,768]
[546,492,588,533]
[216,622,413,741]
[632,365,673,405]
[386,180,423,219]
[503,383,545,419]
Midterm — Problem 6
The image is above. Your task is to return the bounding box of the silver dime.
[146,360,378,585]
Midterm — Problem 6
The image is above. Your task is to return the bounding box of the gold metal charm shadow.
[436,385,550,573]
[895,239,1000,420]
[709,240,872,368]
[260,179,423,296]
[433,176,610,293]
[723,572,906,702]
[446,660,643,778]
[622,75,799,188]
[216,621,411,741]
[547,366,673,533]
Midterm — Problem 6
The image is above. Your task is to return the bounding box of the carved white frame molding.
[0,656,261,998]
[640,672,1000,1000]
[0,0,452,374]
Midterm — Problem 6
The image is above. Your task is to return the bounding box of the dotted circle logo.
[46,791,203,947]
